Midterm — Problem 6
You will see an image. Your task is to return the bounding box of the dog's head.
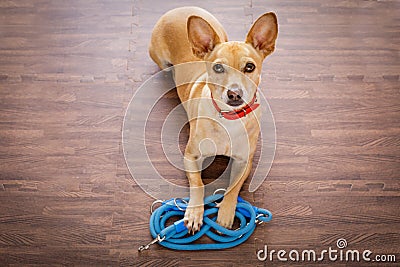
[187,13,278,108]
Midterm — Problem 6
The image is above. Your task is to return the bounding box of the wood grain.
[0,0,399,266]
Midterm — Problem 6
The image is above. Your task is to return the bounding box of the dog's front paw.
[216,200,236,229]
[184,202,204,234]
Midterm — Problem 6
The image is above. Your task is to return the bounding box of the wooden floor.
[0,0,399,266]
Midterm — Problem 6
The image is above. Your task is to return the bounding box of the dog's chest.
[194,113,259,158]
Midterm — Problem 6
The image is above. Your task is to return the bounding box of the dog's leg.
[183,148,205,233]
[216,159,252,228]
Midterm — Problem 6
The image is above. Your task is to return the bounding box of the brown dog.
[149,7,277,232]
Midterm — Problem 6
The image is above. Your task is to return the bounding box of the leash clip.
[213,188,226,195]
[255,214,265,225]
[150,200,164,214]
[173,198,188,211]
[138,235,165,252]
[255,213,272,225]
[213,188,226,205]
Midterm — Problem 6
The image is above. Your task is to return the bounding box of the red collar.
[210,92,260,120]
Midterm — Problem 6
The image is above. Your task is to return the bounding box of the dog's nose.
[227,85,243,101]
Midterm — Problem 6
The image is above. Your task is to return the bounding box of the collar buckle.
[219,110,229,118]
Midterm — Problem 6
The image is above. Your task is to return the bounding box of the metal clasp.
[255,214,267,225]
[150,200,164,214]
[213,188,226,195]
[138,235,166,252]
[213,188,226,205]
[173,198,188,211]
[219,111,229,118]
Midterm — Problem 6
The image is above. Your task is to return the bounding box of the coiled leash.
[138,193,272,251]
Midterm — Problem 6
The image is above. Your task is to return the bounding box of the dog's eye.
[244,62,256,73]
[213,63,225,73]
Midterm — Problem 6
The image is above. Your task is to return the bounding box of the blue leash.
[138,194,272,251]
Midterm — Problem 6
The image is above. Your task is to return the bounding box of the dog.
[149,6,278,232]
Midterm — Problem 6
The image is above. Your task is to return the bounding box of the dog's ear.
[245,12,278,58]
[187,16,221,58]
